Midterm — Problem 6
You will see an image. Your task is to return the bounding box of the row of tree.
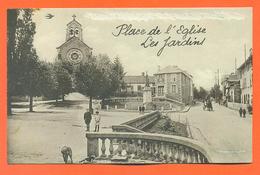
[7,9,125,115]
[193,84,222,101]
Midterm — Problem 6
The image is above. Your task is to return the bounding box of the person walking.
[242,108,247,118]
[239,107,243,117]
[84,109,92,131]
[141,105,145,114]
[138,106,142,114]
[94,111,101,132]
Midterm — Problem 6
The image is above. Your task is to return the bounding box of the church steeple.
[66,15,83,41]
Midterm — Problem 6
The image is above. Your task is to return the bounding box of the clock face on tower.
[66,48,83,64]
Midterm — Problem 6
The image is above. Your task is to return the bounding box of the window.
[137,85,142,91]
[157,74,164,82]
[158,86,164,96]
[172,84,177,93]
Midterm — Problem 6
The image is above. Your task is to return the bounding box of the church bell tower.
[66,14,83,41]
[56,15,92,65]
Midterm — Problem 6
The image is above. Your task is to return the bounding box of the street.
[8,96,252,163]
[169,102,252,163]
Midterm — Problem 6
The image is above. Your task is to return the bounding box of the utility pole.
[217,68,220,86]
[235,58,237,73]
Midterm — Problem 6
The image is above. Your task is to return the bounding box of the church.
[56,15,92,65]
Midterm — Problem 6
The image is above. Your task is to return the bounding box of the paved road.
[8,93,252,163]
[8,101,141,163]
[171,102,252,163]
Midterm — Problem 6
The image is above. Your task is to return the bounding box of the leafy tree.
[209,84,223,101]
[110,57,125,95]
[7,9,40,112]
[39,62,59,101]
[96,55,125,98]
[54,62,73,101]
[75,54,125,113]
[20,49,42,112]
[74,60,104,113]
[193,86,199,100]
[7,9,19,115]
[198,87,208,100]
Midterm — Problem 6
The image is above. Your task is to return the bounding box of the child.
[94,111,101,132]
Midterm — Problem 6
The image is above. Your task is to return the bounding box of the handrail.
[122,111,160,126]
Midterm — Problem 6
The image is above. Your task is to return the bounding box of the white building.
[237,49,253,105]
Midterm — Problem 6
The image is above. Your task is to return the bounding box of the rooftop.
[237,49,252,70]
[123,75,155,84]
[154,65,193,78]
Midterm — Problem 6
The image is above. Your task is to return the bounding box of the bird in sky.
[45,13,54,19]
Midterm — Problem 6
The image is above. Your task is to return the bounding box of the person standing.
[242,108,247,118]
[138,106,142,114]
[94,111,101,132]
[239,107,243,117]
[84,109,92,131]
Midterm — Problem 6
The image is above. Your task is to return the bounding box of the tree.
[7,9,19,115]
[210,84,223,101]
[38,62,59,101]
[74,60,104,113]
[193,86,199,100]
[110,57,125,96]
[54,62,73,101]
[198,87,208,100]
[75,54,125,113]
[7,9,41,112]
[20,49,42,112]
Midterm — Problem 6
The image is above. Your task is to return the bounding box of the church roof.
[67,19,82,27]
[56,36,92,50]
[154,65,193,79]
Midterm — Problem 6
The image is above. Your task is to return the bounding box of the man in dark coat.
[239,107,243,117]
[242,108,247,118]
[84,109,92,131]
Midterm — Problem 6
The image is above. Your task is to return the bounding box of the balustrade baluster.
[132,139,138,159]
[186,147,192,163]
[173,144,178,163]
[168,144,174,163]
[164,143,170,163]
[147,141,153,160]
[177,145,183,163]
[199,153,205,163]
[159,142,165,161]
[182,147,188,163]
[137,139,143,159]
[117,140,123,156]
[154,142,160,162]
[139,140,145,159]
[190,149,196,163]
[196,151,201,163]
[125,140,131,158]
[193,151,199,163]
[108,138,114,158]
[100,138,107,158]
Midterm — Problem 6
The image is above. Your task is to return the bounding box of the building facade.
[154,66,193,105]
[56,15,92,66]
[237,49,253,105]
[122,73,155,95]
[221,73,241,104]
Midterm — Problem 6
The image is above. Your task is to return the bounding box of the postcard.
[7,8,252,164]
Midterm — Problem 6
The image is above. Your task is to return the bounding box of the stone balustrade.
[112,111,161,132]
[86,132,211,163]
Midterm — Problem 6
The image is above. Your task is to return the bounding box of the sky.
[32,8,252,90]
